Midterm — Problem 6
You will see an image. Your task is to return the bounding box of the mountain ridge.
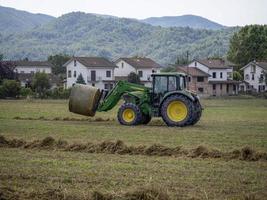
[142,14,225,30]
[0,11,239,65]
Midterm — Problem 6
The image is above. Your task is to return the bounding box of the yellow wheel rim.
[167,100,188,122]
[122,108,135,123]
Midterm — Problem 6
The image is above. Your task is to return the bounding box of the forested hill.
[0,12,239,65]
[142,15,225,30]
[0,6,55,33]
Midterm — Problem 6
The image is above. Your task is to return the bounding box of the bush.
[20,87,33,97]
[1,79,21,98]
[33,72,50,98]
[0,85,4,98]
[46,87,71,99]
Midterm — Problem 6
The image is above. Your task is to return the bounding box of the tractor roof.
[152,72,186,76]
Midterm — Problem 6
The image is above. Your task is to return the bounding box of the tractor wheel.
[160,94,194,127]
[141,113,152,125]
[188,100,202,125]
[117,103,142,126]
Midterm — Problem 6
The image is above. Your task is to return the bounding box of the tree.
[233,71,242,81]
[175,53,190,65]
[0,54,3,61]
[227,25,267,67]
[33,72,50,98]
[48,54,70,75]
[127,72,141,84]
[1,79,21,98]
[76,73,86,84]
[0,61,17,84]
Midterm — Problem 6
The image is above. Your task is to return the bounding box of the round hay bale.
[69,84,101,117]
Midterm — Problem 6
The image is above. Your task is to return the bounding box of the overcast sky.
[0,0,267,26]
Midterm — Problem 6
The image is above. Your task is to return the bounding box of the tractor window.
[179,76,186,90]
[154,76,167,94]
[168,76,177,91]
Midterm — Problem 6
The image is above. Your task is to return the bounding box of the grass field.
[0,98,267,199]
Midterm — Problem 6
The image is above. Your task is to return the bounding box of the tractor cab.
[151,73,187,107]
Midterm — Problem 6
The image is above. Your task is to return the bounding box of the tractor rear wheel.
[161,94,194,127]
[117,103,142,126]
[188,100,202,125]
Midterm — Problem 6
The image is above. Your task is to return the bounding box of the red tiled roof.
[64,57,117,68]
[118,57,161,69]
[176,66,210,77]
[195,59,234,69]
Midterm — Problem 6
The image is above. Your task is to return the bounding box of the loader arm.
[97,81,149,112]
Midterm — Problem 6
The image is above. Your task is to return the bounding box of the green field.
[0,98,267,199]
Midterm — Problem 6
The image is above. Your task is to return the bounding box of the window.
[74,71,77,78]
[104,84,109,90]
[212,72,216,78]
[168,76,177,91]
[252,74,255,81]
[226,84,229,93]
[154,76,168,94]
[92,83,95,86]
[245,74,249,80]
[197,77,204,82]
[220,72,223,78]
[213,84,216,90]
[138,71,143,78]
[198,88,204,93]
[106,70,111,77]
[104,84,113,90]
[251,65,256,73]
[91,70,96,81]
[68,70,71,78]
[220,84,222,90]
[152,69,156,73]
[188,76,191,82]
[121,62,124,68]
[194,62,197,67]
[74,60,77,67]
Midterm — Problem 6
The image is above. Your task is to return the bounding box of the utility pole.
[186,51,190,90]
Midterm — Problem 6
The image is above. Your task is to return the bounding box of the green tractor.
[69,73,202,126]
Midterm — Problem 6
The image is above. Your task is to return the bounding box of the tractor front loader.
[69,73,202,126]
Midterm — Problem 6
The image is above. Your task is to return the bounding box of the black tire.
[141,113,152,125]
[189,100,202,125]
[117,103,142,126]
[160,94,194,127]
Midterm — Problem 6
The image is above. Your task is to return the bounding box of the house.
[176,66,210,96]
[114,57,161,87]
[186,59,239,96]
[11,61,60,88]
[240,61,267,92]
[63,57,117,89]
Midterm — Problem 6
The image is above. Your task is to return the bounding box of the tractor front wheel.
[161,94,194,127]
[117,103,142,126]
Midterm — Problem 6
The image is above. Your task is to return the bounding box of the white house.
[187,59,239,96]
[12,61,58,87]
[240,61,267,92]
[64,57,117,89]
[114,57,161,87]
[14,61,52,74]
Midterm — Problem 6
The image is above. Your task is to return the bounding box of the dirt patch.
[0,135,266,162]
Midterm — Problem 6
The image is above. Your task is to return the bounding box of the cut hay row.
[13,116,113,122]
[0,185,256,200]
[0,135,266,162]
